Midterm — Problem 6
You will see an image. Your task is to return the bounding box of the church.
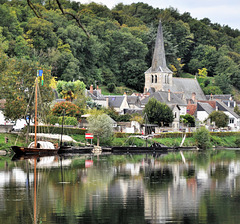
[144,20,206,103]
[141,20,206,130]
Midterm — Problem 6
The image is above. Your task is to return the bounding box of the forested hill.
[0,0,240,95]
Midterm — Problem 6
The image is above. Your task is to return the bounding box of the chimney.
[90,85,93,94]
[97,85,101,94]
[168,89,171,101]
[106,97,109,109]
[210,93,213,100]
[192,92,196,102]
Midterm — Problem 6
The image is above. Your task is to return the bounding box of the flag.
[38,69,44,85]
[38,70,43,77]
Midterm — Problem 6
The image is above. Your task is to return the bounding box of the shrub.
[52,101,81,119]
[235,138,240,147]
[193,127,211,150]
[58,116,78,126]
[46,115,59,125]
[107,83,116,93]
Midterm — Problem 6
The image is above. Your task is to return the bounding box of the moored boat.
[11,76,60,156]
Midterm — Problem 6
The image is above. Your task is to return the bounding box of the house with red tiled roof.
[186,104,197,116]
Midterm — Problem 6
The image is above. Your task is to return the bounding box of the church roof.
[163,78,206,101]
[141,91,186,106]
[145,20,172,74]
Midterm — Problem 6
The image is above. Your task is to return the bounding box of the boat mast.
[60,109,65,147]
[34,77,38,148]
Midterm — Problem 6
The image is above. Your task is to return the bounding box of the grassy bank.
[1,132,240,152]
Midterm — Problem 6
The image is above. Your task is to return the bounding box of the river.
[0,150,240,224]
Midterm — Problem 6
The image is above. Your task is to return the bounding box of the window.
[155,75,157,83]
[229,118,234,124]
[151,75,154,83]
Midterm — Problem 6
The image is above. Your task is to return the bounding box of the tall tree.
[143,97,174,126]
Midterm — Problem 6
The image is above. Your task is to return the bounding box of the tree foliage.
[56,80,86,101]
[87,110,113,146]
[143,97,174,126]
[180,114,195,127]
[51,101,81,118]
[0,0,239,94]
[193,127,211,150]
[208,111,229,128]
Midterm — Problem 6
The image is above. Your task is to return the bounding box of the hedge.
[25,126,87,135]
[114,131,240,138]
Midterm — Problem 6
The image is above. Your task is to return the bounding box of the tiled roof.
[198,100,216,109]
[216,101,240,118]
[197,102,214,114]
[105,96,125,108]
[187,104,197,115]
[206,94,232,101]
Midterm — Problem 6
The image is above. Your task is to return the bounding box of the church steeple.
[144,20,172,93]
[151,20,172,73]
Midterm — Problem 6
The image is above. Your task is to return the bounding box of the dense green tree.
[208,111,229,128]
[143,97,174,126]
[203,85,222,95]
[0,4,22,39]
[214,74,232,94]
[25,17,57,51]
[180,114,195,127]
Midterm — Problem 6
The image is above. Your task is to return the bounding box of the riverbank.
[1,132,240,153]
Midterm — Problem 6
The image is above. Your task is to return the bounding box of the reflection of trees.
[145,167,173,191]
[210,165,229,180]
[3,151,240,223]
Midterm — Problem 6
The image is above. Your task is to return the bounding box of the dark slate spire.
[149,20,172,73]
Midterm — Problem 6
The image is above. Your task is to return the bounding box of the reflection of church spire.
[150,20,172,73]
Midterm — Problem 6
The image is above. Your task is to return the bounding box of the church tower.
[144,20,173,93]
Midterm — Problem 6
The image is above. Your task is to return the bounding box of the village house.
[191,98,240,131]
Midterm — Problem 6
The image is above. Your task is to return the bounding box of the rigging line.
[14,85,35,145]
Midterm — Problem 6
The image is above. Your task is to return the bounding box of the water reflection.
[0,151,240,223]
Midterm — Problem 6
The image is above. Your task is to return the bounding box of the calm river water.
[1,150,240,224]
